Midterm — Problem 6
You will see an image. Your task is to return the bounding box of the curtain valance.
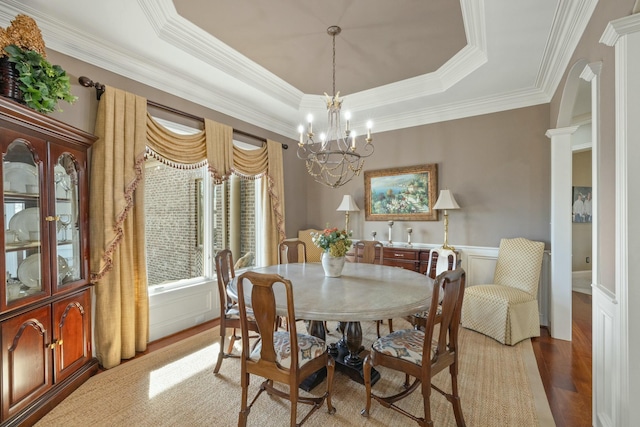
[89,85,286,369]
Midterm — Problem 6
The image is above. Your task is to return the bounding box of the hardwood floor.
[532,291,593,427]
[128,291,593,427]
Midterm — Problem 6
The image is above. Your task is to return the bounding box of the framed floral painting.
[364,164,438,221]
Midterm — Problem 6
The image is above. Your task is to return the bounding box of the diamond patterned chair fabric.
[297,229,323,262]
[236,271,335,426]
[361,268,467,426]
[461,237,545,345]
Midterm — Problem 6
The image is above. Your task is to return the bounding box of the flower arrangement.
[0,14,77,113]
[312,227,353,257]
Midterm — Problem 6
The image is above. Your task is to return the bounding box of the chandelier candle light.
[433,189,461,250]
[297,26,374,188]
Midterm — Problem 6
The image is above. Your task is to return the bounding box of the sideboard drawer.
[383,247,419,271]
[383,248,418,260]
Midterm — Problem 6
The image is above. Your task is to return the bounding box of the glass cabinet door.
[3,140,42,304]
[54,153,79,286]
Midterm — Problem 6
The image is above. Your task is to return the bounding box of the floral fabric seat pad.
[250,331,326,369]
[372,329,428,366]
[412,304,442,320]
[225,304,256,321]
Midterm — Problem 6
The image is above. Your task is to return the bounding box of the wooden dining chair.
[213,249,259,374]
[354,240,392,337]
[278,239,307,264]
[361,267,467,427]
[406,247,458,330]
[236,271,336,427]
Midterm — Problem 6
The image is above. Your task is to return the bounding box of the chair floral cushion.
[250,331,326,369]
[372,329,427,366]
[412,304,442,320]
[224,304,256,321]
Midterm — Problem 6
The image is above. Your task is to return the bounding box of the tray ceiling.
[0,0,597,139]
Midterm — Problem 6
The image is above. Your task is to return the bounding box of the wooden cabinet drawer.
[384,258,419,271]
[383,248,418,260]
[383,247,419,271]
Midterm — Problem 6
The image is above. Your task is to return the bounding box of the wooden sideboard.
[348,244,456,276]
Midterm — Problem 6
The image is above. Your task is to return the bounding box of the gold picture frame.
[364,164,438,221]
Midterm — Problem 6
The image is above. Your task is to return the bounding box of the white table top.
[229,262,433,322]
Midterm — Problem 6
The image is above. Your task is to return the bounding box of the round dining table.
[228,262,433,388]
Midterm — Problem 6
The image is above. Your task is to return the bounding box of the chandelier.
[297,25,374,188]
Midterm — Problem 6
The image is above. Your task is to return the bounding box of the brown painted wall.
[43,50,551,251]
[300,105,551,249]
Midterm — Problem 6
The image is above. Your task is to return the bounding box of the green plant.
[4,44,76,113]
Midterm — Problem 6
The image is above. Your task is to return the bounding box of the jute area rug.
[36,320,555,427]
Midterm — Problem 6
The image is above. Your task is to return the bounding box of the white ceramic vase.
[321,252,346,277]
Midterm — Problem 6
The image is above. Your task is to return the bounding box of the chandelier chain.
[332,31,336,97]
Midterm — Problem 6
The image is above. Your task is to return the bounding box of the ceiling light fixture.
[297,25,374,188]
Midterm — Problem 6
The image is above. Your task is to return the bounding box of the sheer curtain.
[90,86,285,368]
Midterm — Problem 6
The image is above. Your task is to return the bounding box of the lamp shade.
[336,195,360,212]
[433,190,460,210]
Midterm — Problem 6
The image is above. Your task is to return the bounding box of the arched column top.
[546,126,579,139]
[601,13,640,46]
[580,61,603,81]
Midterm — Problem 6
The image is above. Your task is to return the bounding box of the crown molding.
[361,86,550,135]
[138,0,303,108]
[536,0,599,97]
[137,0,488,118]
[0,0,573,141]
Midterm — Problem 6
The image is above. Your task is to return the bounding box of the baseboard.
[572,270,592,295]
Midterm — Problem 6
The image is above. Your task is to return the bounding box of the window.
[144,160,206,285]
[144,118,261,288]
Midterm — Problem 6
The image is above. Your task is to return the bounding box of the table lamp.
[433,189,460,250]
[336,195,360,232]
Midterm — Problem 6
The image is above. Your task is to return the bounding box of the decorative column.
[601,13,640,427]
[546,126,578,342]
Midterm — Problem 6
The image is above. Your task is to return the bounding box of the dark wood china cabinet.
[0,98,98,426]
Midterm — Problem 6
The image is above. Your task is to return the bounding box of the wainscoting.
[147,244,553,341]
[593,284,618,427]
[148,280,216,342]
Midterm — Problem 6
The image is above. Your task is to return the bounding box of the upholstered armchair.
[461,237,545,345]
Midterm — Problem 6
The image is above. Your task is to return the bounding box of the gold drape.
[90,86,148,369]
[90,86,286,368]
